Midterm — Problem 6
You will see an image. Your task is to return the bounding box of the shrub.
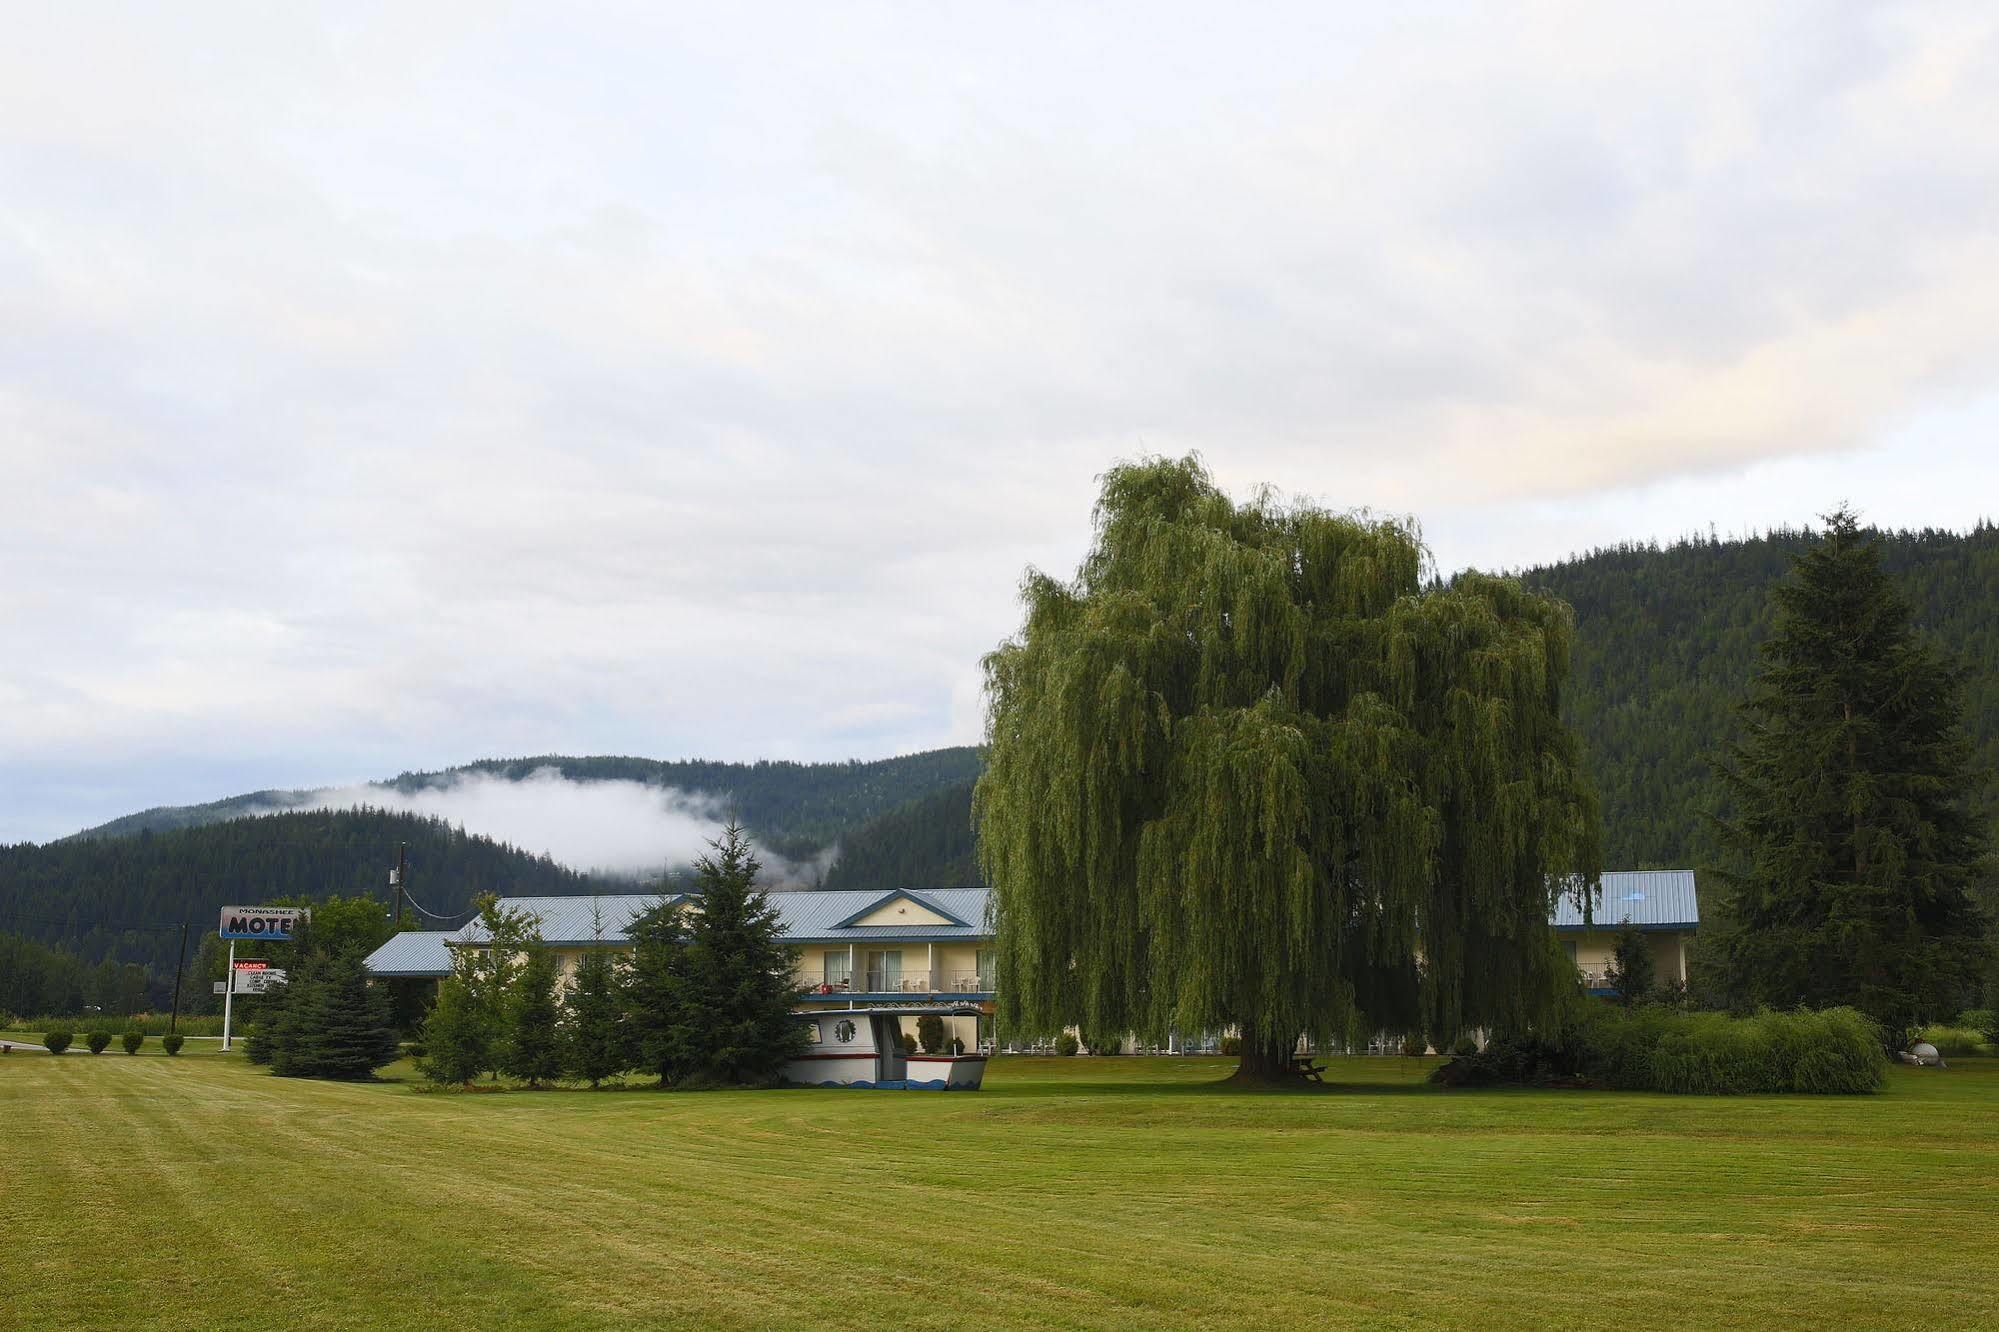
[1400,1033,1428,1057]
[1054,1032,1080,1056]
[162,1034,185,1056]
[1956,1009,1996,1042]
[121,1031,145,1055]
[43,1030,72,1055]
[897,1030,917,1057]
[86,1030,112,1055]
[916,1014,947,1055]
[1086,1033,1122,1055]
[1921,1025,1988,1059]
[1451,1036,1478,1057]
[1431,1006,1885,1094]
[1218,1035,1242,1057]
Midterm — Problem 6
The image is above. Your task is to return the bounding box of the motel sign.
[218,906,309,941]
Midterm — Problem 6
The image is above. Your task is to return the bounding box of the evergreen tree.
[1605,925,1656,1007]
[563,912,632,1088]
[248,955,323,1069]
[632,824,809,1088]
[975,456,1601,1081]
[1715,508,1991,1041]
[499,945,565,1087]
[276,950,402,1080]
[418,975,491,1087]
[459,895,541,1079]
[625,890,692,1086]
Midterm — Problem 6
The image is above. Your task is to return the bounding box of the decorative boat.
[784,1005,989,1090]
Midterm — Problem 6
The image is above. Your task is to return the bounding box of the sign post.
[218,906,309,1051]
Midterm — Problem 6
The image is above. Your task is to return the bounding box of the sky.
[4,2,1998,846]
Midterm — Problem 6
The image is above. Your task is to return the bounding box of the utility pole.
[169,922,188,1034]
[390,842,407,928]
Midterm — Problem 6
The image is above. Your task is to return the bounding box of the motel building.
[363,871,1698,1047]
[365,887,998,1055]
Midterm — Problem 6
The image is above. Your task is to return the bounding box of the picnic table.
[1290,1053,1326,1082]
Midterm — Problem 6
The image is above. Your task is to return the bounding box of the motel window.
[824,951,852,985]
[801,1020,821,1045]
[866,950,902,991]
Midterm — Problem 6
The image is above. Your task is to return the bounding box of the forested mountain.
[821,781,979,892]
[1528,522,1999,869]
[0,809,593,980]
[71,748,985,858]
[806,523,1999,892]
[11,527,1992,999]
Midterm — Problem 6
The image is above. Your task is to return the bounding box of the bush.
[1956,1009,1996,1041]
[1054,1032,1080,1057]
[1431,1006,1885,1095]
[1400,1033,1428,1057]
[916,1014,947,1055]
[897,1030,917,1057]
[1086,1033,1122,1055]
[162,1033,185,1056]
[1451,1036,1479,1057]
[86,1030,112,1055]
[1219,1035,1242,1057]
[121,1031,145,1055]
[1921,1025,1989,1059]
[43,1030,72,1055]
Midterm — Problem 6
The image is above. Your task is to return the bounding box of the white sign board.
[212,968,287,995]
[218,906,309,941]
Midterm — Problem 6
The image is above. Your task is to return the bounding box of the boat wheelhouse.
[786,1005,989,1090]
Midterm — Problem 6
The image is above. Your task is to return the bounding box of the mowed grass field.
[4,1047,1996,1330]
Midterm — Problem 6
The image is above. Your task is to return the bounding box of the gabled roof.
[1550,870,1700,931]
[362,930,455,977]
[831,888,970,929]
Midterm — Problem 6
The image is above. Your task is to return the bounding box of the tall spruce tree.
[418,975,491,1087]
[499,946,565,1088]
[563,910,632,1088]
[975,456,1601,1081]
[277,949,402,1080]
[629,824,808,1088]
[1714,507,1991,1041]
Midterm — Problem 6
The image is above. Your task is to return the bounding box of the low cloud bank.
[273,767,836,887]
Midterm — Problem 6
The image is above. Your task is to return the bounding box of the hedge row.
[1432,1006,1886,1095]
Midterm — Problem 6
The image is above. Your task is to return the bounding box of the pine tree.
[418,975,491,1087]
[500,946,565,1088]
[974,456,1601,1080]
[1715,507,1991,1042]
[279,950,402,1080]
[631,824,809,1088]
[1605,925,1655,1007]
[563,911,632,1088]
[626,890,693,1086]
[251,955,323,1071]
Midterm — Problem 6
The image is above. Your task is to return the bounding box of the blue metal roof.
[432,887,993,953]
[362,930,456,977]
[1550,870,1699,931]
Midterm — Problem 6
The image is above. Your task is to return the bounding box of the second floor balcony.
[799,968,992,996]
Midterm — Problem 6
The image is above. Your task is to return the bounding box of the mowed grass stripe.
[4,1055,1996,1329]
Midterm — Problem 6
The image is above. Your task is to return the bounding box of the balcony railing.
[798,969,993,995]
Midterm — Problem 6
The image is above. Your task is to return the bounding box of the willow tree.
[974,456,1600,1081]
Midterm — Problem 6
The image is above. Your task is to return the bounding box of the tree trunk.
[1227,1036,1303,1085]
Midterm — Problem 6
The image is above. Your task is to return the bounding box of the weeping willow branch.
[975,455,1600,1069]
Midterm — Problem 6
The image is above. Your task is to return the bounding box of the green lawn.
[3,1052,1995,1330]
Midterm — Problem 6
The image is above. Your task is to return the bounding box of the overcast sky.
[5,3,1998,844]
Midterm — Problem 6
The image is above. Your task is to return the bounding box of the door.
[866,949,903,993]
[873,1016,906,1081]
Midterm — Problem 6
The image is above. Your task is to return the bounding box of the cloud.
[3,3,1998,839]
[272,767,836,888]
